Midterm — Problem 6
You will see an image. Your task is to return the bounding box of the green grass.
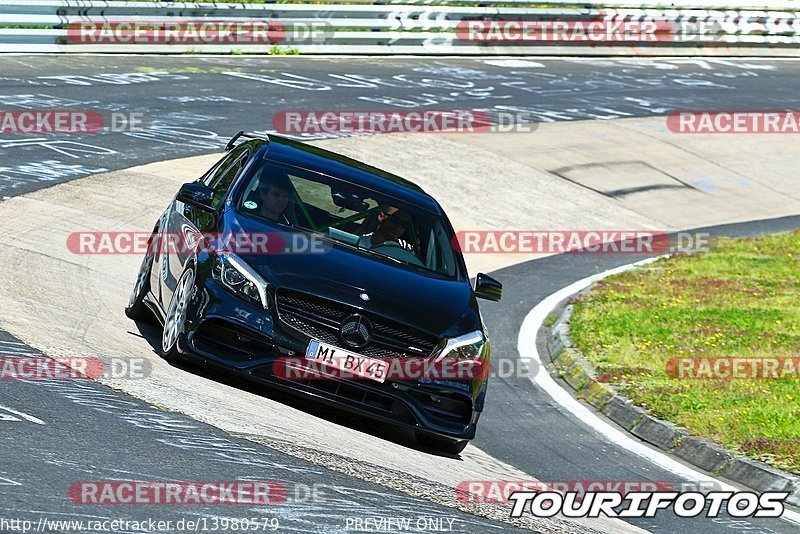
[569,231,800,474]
[268,44,300,55]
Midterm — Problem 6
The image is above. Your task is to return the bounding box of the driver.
[357,205,412,250]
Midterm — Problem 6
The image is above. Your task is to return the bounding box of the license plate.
[305,340,387,383]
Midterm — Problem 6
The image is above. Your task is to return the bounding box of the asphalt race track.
[2,55,800,196]
[1,56,800,534]
[0,330,524,534]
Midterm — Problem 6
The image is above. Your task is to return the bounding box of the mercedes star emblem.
[340,314,372,349]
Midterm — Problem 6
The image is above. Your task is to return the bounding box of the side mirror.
[475,273,502,302]
[176,183,215,212]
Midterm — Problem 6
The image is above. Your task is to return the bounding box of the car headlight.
[435,330,487,362]
[212,253,269,309]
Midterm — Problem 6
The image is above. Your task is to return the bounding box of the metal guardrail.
[0,0,798,55]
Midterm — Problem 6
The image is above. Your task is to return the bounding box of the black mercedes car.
[126,132,502,453]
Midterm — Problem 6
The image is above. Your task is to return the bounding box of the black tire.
[415,432,469,455]
[161,266,195,363]
[125,241,156,322]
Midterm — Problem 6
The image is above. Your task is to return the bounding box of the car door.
[155,146,251,310]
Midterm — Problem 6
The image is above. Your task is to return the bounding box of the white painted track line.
[517,257,800,526]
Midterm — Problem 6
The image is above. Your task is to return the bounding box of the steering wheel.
[372,240,404,250]
[371,241,424,267]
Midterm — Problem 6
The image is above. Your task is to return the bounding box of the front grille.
[275,289,438,359]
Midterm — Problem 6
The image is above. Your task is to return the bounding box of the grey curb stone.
[577,380,616,410]
[550,347,575,370]
[548,334,565,361]
[545,300,800,500]
[631,416,688,451]
[562,361,593,391]
[601,396,646,431]
[721,457,797,493]
[788,482,800,507]
[673,437,733,474]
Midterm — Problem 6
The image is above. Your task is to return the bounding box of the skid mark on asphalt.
[0,57,797,198]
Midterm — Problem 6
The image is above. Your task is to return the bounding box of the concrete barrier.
[1,0,799,55]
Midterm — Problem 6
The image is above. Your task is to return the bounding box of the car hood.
[225,212,477,337]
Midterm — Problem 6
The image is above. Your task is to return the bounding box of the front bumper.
[178,276,484,441]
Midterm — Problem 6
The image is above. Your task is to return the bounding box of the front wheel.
[161,267,195,362]
[125,244,155,322]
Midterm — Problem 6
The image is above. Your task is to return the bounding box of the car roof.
[259,135,442,214]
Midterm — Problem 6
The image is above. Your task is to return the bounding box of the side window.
[209,148,250,209]
[200,150,239,186]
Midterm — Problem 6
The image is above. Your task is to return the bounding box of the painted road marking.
[517,256,800,527]
[0,404,45,425]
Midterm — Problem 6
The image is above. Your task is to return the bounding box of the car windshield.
[237,159,459,277]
